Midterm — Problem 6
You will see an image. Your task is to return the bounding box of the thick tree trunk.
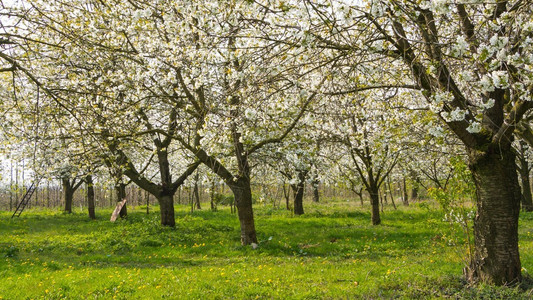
[293,171,307,215]
[86,175,96,220]
[293,184,304,215]
[369,187,381,225]
[115,182,127,218]
[62,178,74,213]
[229,179,258,245]
[467,148,522,285]
[292,183,305,216]
[410,185,419,201]
[158,194,175,227]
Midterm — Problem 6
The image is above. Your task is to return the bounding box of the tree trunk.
[410,185,419,201]
[210,178,217,212]
[115,182,127,218]
[158,194,175,227]
[467,148,522,285]
[292,171,307,215]
[145,190,150,214]
[402,177,409,206]
[193,173,201,210]
[293,184,304,215]
[86,175,96,220]
[229,179,258,245]
[292,180,305,216]
[62,178,74,213]
[369,187,381,225]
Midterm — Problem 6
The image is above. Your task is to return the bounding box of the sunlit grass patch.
[0,201,532,299]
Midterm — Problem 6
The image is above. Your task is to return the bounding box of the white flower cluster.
[133,8,152,22]
[479,99,495,110]
[432,90,454,104]
[490,71,510,89]
[466,121,482,133]
[479,70,510,93]
[370,0,386,17]
[441,107,467,122]
[420,0,451,15]
[428,123,445,138]
[450,35,469,57]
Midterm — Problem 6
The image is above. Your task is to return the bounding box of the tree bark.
[145,190,150,214]
[410,185,419,201]
[369,187,381,225]
[210,178,217,211]
[62,178,75,213]
[158,194,175,227]
[193,172,201,210]
[229,178,258,245]
[292,171,306,215]
[86,175,96,220]
[467,148,522,285]
[115,182,127,218]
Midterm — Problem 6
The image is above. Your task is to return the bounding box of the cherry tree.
[305,0,532,284]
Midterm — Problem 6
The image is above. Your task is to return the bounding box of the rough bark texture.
[369,188,381,225]
[115,182,127,218]
[293,185,304,215]
[467,148,522,285]
[210,180,217,212]
[229,179,258,245]
[292,171,307,215]
[158,194,175,227]
[410,186,419,201]
[86,175,96,220]
[62,178,74,214]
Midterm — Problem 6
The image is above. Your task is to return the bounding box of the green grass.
[0,201,532,299]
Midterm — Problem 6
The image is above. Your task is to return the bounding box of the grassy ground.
[0,200,532,299]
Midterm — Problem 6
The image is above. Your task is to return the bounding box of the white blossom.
[491,71,510,89]
[466,121,482,133]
